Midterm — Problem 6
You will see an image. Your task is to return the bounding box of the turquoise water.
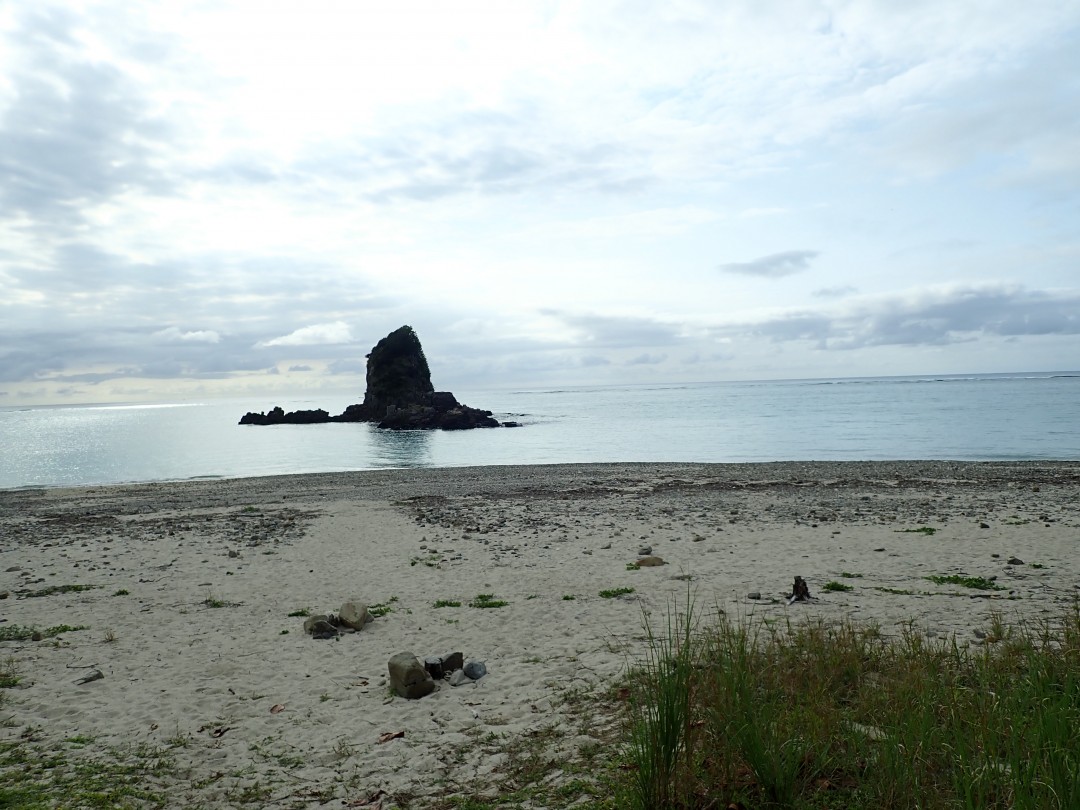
[2,372,1078,489]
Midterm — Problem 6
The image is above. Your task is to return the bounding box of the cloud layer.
[2,1,1078,403]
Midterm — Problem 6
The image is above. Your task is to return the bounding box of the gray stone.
[638,546,652,556]
[448,668,471,687]
[388,652,435,699]
[463,660,487,680]
[338,601,370,630]
[747,592,761,600]
[303,615,338,639]
[73,669,104,685]
[1007,557,1024,566]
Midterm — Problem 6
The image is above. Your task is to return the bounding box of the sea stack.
[240,325,507,430]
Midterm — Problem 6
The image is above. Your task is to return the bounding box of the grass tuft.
[0,624,87,642]
[433,599,462,608]
[369,596,398,617]
[614,598,1080,808]
[469,594,509,609]
[926,574,1005,590]
[823,581,854,592]
[600,587,635,599]
[897,526,938,536]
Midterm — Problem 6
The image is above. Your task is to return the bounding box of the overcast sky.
[2,1,1079,405]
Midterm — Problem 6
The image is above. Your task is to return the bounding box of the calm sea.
[2,372,1078,489]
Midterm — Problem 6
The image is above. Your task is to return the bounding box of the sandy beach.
[2,461,1079,808]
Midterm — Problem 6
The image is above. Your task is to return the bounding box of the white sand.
[2,461,1078,807]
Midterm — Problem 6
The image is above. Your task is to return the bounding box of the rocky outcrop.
[358,326,434,420]
[238,407,330,425]
[239,326,512,430]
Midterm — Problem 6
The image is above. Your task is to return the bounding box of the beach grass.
[618,598,1080,809]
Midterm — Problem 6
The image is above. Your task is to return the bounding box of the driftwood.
[787,575,812,605]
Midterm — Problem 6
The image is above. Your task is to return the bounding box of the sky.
[2,0,1079,406]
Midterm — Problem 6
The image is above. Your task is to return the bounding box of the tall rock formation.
[240,325,513,430]
[359,326,434,420]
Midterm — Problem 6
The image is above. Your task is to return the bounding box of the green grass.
[823,580,854,592]
[470,594,509,609]
[600,587,635,599]
[369,596,398,617]
[112,589,130,596]
[286,608,310,617]
[0,624,87,642]
[926,574,1005,590]
[202,594,240,608]
[433,599,462,608]
[624,596,696,809]
[839,572,864,578]
[0,659,19,689]
[563,594,577,601]
[897,526,938,536]
[0,739,175,809]
[626,562,641,571]
[614,598,1080,809]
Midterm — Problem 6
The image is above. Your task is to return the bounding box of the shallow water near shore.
[2,371,1078,488]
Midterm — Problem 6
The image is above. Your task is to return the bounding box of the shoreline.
[2,460,1079,807]
[7,456,1080,496]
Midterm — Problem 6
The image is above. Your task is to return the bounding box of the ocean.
[2,372,1078,489]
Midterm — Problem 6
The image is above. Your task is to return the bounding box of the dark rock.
[240,326,508,431]
[747,591,761,600]
[424,657,445,680]
[636,556,667,567]
[239,407,331,425]
[361,326,434,419]
[463,660,487,680]
[431,391,460,411]
[501,421,522,428]
[439,651,464,673]
[388,652,435,699]
[980,522,990,529]
[1007,557,1024,566]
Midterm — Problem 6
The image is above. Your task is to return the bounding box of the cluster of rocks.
[388,651,487,699]
[240,326,519,430]
[302,600,372,639]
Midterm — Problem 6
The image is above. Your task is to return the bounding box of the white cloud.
[153,327,221,343]
[256,322,355,348]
